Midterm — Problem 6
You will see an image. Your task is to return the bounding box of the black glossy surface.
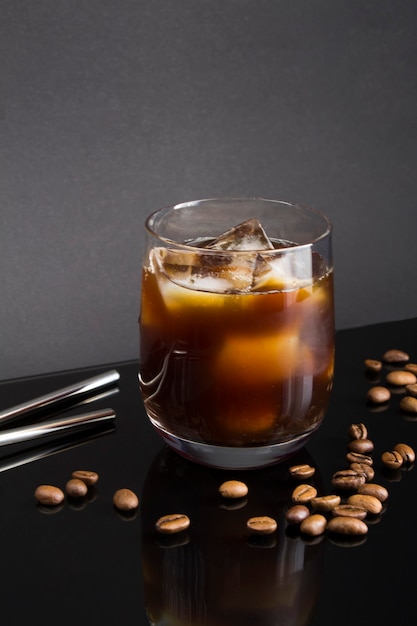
[1,318,417,625]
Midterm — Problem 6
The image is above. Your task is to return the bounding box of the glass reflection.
[141,447,324,626]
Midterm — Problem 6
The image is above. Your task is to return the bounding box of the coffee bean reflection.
[141,446,324,626]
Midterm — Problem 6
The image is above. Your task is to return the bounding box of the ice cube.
[208,218,275,251]
[252,247,313,291]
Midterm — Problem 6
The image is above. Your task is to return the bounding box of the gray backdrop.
[1,0,417,381]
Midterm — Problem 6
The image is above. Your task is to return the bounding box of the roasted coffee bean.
[247,516,277,535]
[381,450,403,469]
[300,514,327,537]
[393,442,415,464]
[357,483,389,502]
[311,495,341,512]
[405,363,417,376]
[331,469,365,490]
[332,504,367,520]
[405,383,417,398]
[386,370,417,386]
[348,422,368,440]
[364,359,382,372]
[156,513,191,534]
[350,462,375,482]
[285,505,310,524]
[327,516,368,536]
[218,480,248,499]
[400,396,417,414]
[113,488,139,511]
[346,451,373,466]
[291,484,317,503]
[347,438,374,454]
[289,464,316,479]
[383,349,410,363]
[34,485,65,506]
[71,470,99,486]
[366,386,391,404]
[347,493,383,515]
[65,478,88,498]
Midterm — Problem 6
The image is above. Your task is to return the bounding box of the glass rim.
[144,197,332,253]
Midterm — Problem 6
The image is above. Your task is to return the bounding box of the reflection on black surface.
[141,447,324,626]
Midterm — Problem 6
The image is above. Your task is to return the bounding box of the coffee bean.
[332,504,367,520]
[357,483,389,502]
[218,480,248,499]
[34,485,65,506]
[383,349,410,363]
[327,516,368,535]
[350,462,375,482]
[381,450,403,469]
[300,514,327,537]
[347,494,383,515]
[65,478,88,498]
[113,488,139,511]
[347,438,374,454]
[366,386,391,404]
[346,452,373,466]
[405,363,417,376]
[364,359,382,372]
[291,484,317,504]
[348,422,368,440]
[386,370,417,386]
[311,495,341,512]
[405,383,417,398]
[331,469,365,491]
[289,464,316,479]
[156,513,191,534]
[393,442,415,464]
[247,516,277,535]
[400,396,417,414]
[71,470,99,486]
[285,505,310,524]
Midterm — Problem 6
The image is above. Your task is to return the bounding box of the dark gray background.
[1,0,417,381]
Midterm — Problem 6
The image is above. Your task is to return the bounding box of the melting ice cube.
[207,218,275,251]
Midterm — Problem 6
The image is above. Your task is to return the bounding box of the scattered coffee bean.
[300,514,327,537]
[364,359,382,372]
[347,438,374,454]
[285,505,310,524]
[381,450,403,469]
[289,464,316,479]
[332,504,367,520]
[247,516,277,535]
[156,513,191,534]
[65,478,88,498]
[311,495,341,512]
[350,462,375,482]
[405,363,417,376]
[71,470,99,486]
[357,483,389,502]
[331,469,365,490]
[346,452,373,466]
[383,349,410,363]
[218,480,248,499]
[113,488,139,511]
[34,485,65,506]
[327,516,368,536]
[405,383,417,398]
[400,396,417,414]
[291,484,318,503]
[366,386,391,404]
[386,370,417,386]
[347,493,383,515]
[393,442,415,464]
[348,422,368,440]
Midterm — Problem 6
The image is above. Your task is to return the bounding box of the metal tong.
[0,370,119,446]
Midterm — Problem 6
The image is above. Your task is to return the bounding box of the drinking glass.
[139,198,334,469]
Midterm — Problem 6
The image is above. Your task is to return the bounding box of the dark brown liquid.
[139,252,334,446]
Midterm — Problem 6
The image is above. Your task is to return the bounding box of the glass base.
[151,423,317,470]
